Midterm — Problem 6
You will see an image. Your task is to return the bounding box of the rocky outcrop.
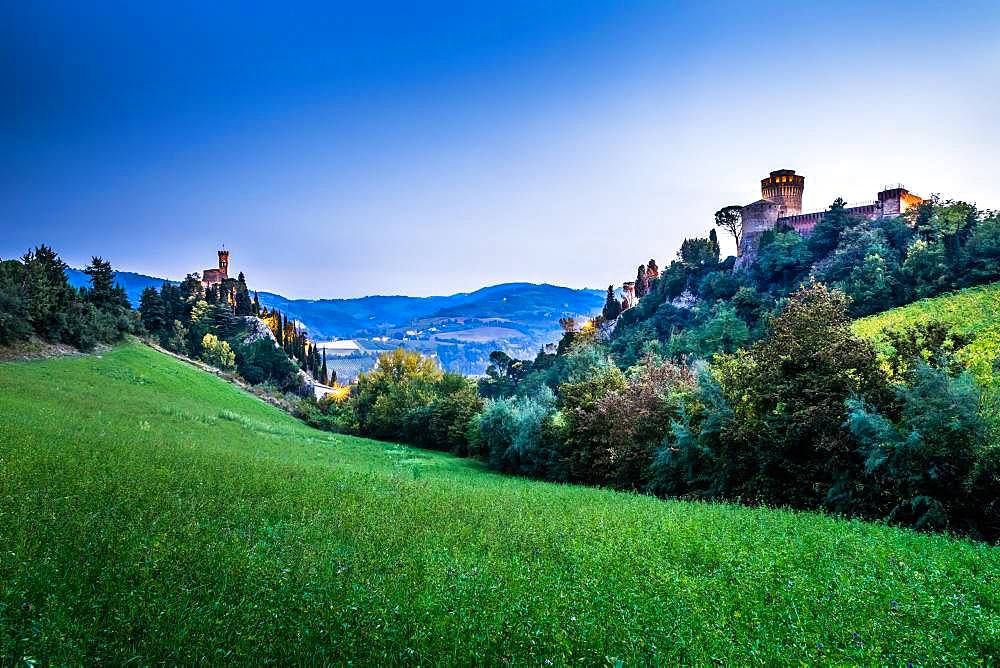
[240,316,323,397]
[241,316,279,346]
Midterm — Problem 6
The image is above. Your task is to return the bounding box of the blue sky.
[3,1,999,298]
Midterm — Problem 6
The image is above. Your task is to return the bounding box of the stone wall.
[735,199,782,269]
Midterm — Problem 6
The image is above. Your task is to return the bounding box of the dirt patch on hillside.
[0,337,111,362]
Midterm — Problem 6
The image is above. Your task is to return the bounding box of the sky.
[3,1,999,299]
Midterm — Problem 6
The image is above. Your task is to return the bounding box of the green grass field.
[854,281,1000,392]
[1,343,997,664]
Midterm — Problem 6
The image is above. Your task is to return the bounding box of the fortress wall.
[733,171,922,272]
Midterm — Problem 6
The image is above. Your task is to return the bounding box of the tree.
[646,258,659,280]
[201,333,236,370]
[159,282,183,324]
[21,245,75,340]
[808,198,858,259]
[236,338,298,388]
[166,319,189,354]
[901,239,951,299]
[0,259,31,345]
[321,349,329,385]
[753,230,811,291]
[714,205,743,254]
[234,272,255,316]
[709,228,720,259]
[138,287,167,336]
[849,362,989,534]
[679,236,719,269]
[669,301,750,358]
[963,212,1000,285]
[602,285,622,321]
[253,290,261,316]
[179,273,203,304]
[83,256,127,310]
[567,356,695,489]
[815,223,900,316]
[207,302,240,338]
[353,348,444,440]
[480,350,531,398]
[188,300,213,355]
[635,265,649,299]
[713,282,888,511]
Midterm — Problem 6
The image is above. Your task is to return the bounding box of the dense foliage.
[0,246,140,349]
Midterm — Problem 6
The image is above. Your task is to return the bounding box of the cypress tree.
[602,285,621,321]
[709,228,721,259]
[635,265,649,299]
[321,349,328,385]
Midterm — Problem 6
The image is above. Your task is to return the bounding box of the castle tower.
[761,169,804,216]
[218,249,230,279]
[877,186,923,217]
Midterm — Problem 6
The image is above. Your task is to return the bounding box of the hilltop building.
[737,170,923,267]
[202,249,230,287]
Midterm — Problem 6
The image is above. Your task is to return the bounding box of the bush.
[475,392,556,476]
[710,282,888,510]
[849,362,993,536]
[201,333,236,371]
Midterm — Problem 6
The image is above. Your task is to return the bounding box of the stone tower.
[218,249,230,279]
[760,169,804,216]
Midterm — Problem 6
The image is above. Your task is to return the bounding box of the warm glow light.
[328,384,351,402]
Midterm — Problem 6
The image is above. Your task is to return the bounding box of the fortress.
[201,249,230,287]
[736,170,923,266]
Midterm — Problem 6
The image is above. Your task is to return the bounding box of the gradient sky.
[3,1,999,298]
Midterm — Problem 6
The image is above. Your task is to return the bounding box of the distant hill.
[257,282,603,340]
[257,283,604,374]
[66,267,603,374]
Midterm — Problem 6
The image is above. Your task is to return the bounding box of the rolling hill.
[255,282,603,341]
[0,342,996,664]
[854,281,1000,392]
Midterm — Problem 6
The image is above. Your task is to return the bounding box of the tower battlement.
[760,169,805,216]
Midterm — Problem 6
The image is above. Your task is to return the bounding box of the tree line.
[0,246,140,349]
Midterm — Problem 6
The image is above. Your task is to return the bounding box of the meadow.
[0,343,997,664]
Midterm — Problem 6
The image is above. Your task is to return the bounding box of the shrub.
[712,282,888,510]
[202,333,236,371]
[475,392,556,476]
[849,362,993,536]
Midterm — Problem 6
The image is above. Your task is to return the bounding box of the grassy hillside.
[854,281,1000,391]
[1,344,997,664]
